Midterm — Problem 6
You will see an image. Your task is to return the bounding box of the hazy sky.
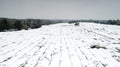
[0,0,120,20]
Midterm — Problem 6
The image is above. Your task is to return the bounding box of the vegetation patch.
[90,45,106,49]
[116,48,120,53]
[19,63,25,67]
[0,56,12,63]
[93,38,97,40]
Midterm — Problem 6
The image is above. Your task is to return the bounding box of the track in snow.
[0,22,120,67]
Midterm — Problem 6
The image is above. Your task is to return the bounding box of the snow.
[0,22,120,67]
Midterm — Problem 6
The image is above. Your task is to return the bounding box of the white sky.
[0,0,120,20]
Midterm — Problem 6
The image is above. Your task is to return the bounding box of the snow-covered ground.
[0,22,120,67]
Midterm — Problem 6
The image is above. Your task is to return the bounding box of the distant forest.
[69,19,120,25]
[0,18,64,32]
[0,17,120,32]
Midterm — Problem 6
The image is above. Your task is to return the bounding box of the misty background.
[0,0,120,20]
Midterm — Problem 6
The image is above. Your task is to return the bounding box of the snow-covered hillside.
[0,22,120,67]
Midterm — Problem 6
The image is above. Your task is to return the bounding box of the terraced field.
[0,23,120,67]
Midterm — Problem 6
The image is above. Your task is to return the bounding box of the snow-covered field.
[0,22,120,67]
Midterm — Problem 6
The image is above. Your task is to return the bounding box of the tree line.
[94,19,120,25]
[68,19,120,25]
[107,20,120,25]
[0,18,64,32]
[0,18,42,32]
[0,18,23,31]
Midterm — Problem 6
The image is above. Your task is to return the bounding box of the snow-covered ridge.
[0,22,120,67]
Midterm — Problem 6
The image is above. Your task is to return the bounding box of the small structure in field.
[75,22,79,26]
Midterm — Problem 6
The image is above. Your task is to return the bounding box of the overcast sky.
[0,0,120,20]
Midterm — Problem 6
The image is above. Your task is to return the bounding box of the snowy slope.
[0,22,120,67]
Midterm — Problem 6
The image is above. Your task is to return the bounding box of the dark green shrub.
[14,20,23,30]
[0,18,10,31]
